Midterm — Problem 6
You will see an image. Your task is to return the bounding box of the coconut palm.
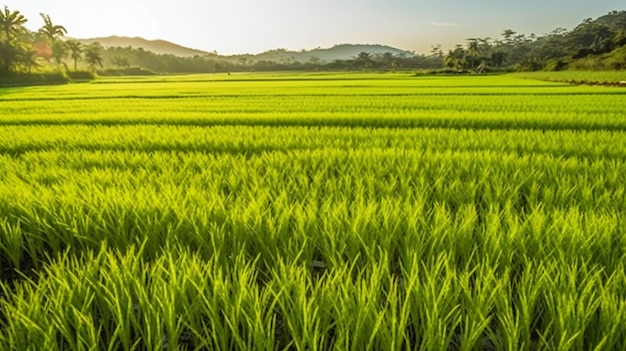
[66,40,83,71]
[502,29,516,44]
[355,51,373,69]
[465,38,483,71]
[443,45,466,70]
[51,40,67,69]
[39,13,67,43]
[0,6,27,42]
[85,42,104,71]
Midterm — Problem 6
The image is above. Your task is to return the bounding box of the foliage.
[94,45,442,74]
[38,13,67,43]
[65,40,83,71]
[84,42,104,71]
[442,10,626,72]
[0,71,68,86]
[98,66,157,76]
[65,70,96,81]
[0,6,27,42]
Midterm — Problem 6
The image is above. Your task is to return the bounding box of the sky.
[3,0,624,55]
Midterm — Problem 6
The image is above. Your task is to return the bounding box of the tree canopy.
[443,10,626,72]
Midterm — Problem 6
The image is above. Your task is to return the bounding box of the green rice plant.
[512,71,626,84]
[0,72,625,349]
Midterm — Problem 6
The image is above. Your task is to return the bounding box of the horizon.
[3,1,625,55]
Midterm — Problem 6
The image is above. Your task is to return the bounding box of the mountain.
[252,44,415,63]
[74,36,413,62]
[76,36,210,57]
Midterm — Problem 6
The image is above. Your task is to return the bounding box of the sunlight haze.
[3,0,624,54]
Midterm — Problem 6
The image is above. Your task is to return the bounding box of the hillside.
[441,10,626,71]
[252,44,415,63]
[76,36,210,57]
[73,36,413,62]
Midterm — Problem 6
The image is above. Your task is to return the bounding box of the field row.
[0,125,625,159]
[1,145,624,273]
[512,71,626,84]
[2,246,626,350]
[2,76,624,132]
[2,102,624,132]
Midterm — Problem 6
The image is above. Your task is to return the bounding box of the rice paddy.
[0,72,625,350]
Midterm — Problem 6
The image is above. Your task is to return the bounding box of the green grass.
[512,71,626,85]
[0,72,625,350]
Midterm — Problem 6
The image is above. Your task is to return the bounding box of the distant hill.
[252,44,415,63]
[76,36,210,57]
[73,36,414,62]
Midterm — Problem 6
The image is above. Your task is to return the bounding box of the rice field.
[512,71,626,85]
[0,72,625,350]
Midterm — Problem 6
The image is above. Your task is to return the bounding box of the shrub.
[66,70,96,82]
[98,67,158,76]
[0,72,69,87]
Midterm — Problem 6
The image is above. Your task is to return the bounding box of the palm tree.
[39,13,67,43]
[19,47,41,73]
[355,51,373,69]
[66,40,83,71]
[51,40,67,69]
[0,6,27,42]
[85,42,104,71]
[502,29,516,44]
[466,38,483,71]
[489,51,507,68]
[466,38,481,57]
[443,45,466,70]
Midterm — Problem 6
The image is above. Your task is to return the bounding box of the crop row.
[1,125,625,160]
[1,145,623,272]
[2,100,624,132]
[513,71,626,84]
[2,245,626,350]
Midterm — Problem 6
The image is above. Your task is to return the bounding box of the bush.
[543,59,568,71]
[0,72,69,87]
[66,70,96,81]
[98,67,158,76]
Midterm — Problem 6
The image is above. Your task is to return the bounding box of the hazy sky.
[4,1,624,54]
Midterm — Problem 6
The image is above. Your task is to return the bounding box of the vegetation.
[512,70,626,84]
[2,5,625,81]
[91,10,626,74]
[443,10,626,72]
[0,6,94,85]
[0,72,625,349]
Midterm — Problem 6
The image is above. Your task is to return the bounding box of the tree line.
[0,6,104,75]
[96,47,442,75]
[442,10,626,72]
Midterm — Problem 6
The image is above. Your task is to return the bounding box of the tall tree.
[51,40,67,69]
[466,38,481,57]
[65,40,83,71]
[39,13,67,43]
[443,45,466,70]
[465,38,482,70]
[501,29,516,45]
[0,6,27,42]
[85,42,104,71]
[0,6,30,73]
[355,51,373,69]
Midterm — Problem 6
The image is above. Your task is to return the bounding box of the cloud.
[431,22,460,27]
